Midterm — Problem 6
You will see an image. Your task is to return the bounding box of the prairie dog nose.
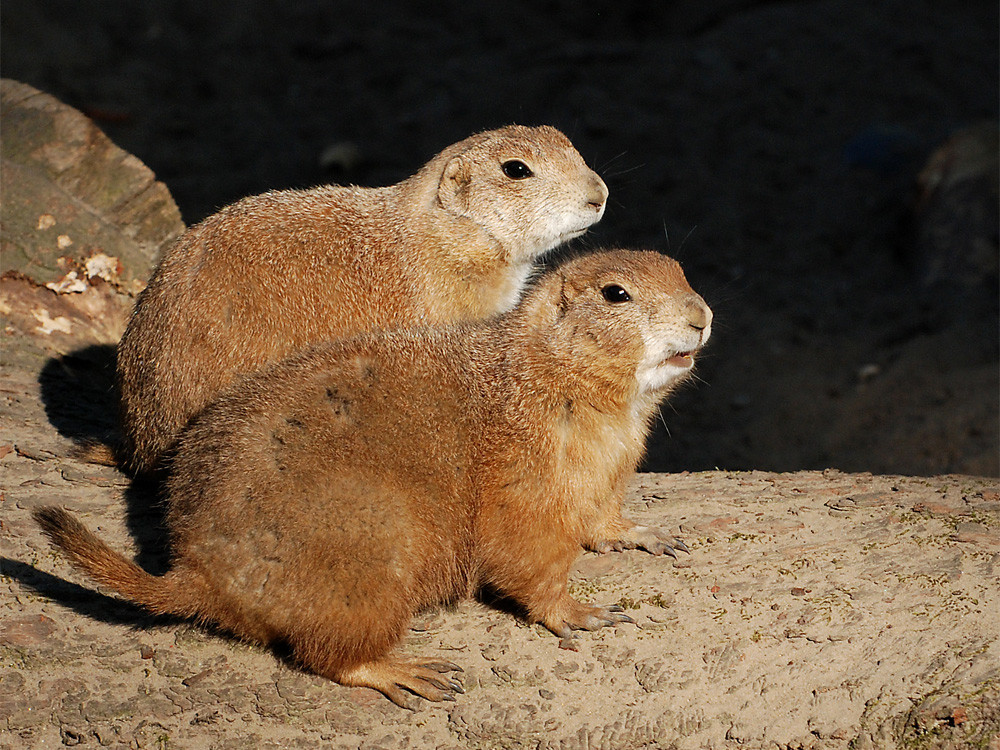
[685,295,713,340]
[587,175,609,211]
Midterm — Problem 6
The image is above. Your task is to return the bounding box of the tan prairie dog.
[117,125,608,474]
[35,249,711,708]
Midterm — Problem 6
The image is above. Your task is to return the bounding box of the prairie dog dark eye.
[501,160,533,179]
[601,284,631,303]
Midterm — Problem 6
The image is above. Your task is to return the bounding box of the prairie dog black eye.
[501,160,533,179]
[601,284,631,303]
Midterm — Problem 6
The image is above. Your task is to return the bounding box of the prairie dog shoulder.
[117,125,608,474]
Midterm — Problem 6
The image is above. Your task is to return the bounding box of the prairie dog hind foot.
[333,657,464,710]
[587,524,690,557]
[585,510,690,557]
[538,599,636,640]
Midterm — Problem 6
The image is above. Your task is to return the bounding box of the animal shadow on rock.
[39,344,119,449]
[4,554,290,663]
[38,344,172,575]
[1,556,174,630]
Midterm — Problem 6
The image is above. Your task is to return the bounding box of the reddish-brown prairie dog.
[36,249,712,708]
[117,125,608,474]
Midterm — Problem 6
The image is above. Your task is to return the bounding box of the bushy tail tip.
[32,506,197,618]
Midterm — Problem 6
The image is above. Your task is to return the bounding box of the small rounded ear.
[438,156,471,215]
[553,272,588,319]
[556,273,572,318]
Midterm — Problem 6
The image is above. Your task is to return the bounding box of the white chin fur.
[531,227,587,258]
[553,209,603,245]
[638,329,700,393]
[637,361,693,393]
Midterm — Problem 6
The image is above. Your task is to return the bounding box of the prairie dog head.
[432,125,608,261]
[524,249,712,395]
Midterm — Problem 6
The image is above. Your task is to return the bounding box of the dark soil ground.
[2,1,997,471]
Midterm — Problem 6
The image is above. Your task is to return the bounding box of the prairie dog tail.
[33,506,201,619]
[69,441,120,468]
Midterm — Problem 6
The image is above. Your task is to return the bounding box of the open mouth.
[663,351,695,368]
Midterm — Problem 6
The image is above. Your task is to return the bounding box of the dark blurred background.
[3,0,998,475]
